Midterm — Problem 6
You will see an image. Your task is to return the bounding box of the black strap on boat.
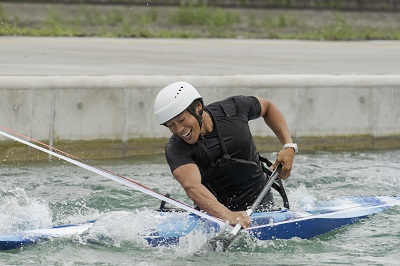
[159,193,170,211]
[259,155,290,209]
[158,194,185,212]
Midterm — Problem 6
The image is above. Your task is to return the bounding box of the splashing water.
[79,208,214,255]
[81,209,160,247]
[0,187,52,233]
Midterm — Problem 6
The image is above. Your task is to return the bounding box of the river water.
[1,150,399,265]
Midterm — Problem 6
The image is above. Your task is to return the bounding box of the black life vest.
[199,107,289,211]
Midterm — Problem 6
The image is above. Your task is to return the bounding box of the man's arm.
[173,163,251,228]
[256,96,295,179]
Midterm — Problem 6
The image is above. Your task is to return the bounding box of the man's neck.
[200,111,213,135]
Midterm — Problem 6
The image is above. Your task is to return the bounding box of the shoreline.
[2,135,400,162]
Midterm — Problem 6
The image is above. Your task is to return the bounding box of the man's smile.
[181,129,192,139]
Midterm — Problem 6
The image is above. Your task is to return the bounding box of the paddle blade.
[208,233,236,252]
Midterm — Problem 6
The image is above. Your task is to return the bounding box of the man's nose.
[176,123,185,134]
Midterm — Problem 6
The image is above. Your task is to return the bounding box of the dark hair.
[187,99,203,115]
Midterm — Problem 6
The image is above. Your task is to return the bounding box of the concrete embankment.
[1,75,400,161]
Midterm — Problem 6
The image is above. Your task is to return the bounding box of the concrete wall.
[1,75,400,152]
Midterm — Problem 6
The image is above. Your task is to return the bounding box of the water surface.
[1,151,399,265]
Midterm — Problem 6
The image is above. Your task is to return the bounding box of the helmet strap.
[197,108,203,129]
[187,99,204,129]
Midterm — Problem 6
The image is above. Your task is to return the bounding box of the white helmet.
[154,81,202,125]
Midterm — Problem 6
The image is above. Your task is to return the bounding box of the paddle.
[0,127,226,227]
[208,164,282,252]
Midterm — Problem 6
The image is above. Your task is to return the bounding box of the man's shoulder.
[166,134,185,146]
[206,95,259,117]
[165,134,190,153]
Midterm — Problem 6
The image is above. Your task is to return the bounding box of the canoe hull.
[145,196,400,245]
[1,196,399,250]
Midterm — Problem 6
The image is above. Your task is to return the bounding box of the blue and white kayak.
[145,196,400,246]
[1,196,399,251]
[0,221,96,250]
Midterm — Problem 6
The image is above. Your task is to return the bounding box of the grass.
[1,2,400,40]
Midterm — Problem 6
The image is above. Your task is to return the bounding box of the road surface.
[1,37,400,76]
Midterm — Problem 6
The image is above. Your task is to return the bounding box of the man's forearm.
[185,185,231,220]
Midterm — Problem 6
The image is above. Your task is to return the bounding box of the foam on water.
[79,209,155,247]
[73,208,221,257]
[286,184,320,210]
[0,187,52,233]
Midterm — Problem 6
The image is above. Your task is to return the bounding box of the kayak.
[0,221,95,251]
[1,196,399,251]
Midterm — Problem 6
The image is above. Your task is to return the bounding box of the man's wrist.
[283,143,298,153]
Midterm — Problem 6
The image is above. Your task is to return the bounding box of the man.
[153,81,296,228]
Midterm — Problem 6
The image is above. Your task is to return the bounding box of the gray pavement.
[1,37,400,76]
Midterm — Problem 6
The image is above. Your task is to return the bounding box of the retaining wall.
[1,75,400,159]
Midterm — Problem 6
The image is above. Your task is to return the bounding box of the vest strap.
[259,155,290,209]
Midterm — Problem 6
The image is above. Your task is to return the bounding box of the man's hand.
[223,210,251,228]
[271,148,295,179]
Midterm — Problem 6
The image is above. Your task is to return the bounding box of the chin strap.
[196,108,203,128]
[187,99,204,129]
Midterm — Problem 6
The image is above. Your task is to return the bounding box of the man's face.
[165,110,200,144]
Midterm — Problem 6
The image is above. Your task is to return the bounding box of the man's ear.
[196,101,203,115]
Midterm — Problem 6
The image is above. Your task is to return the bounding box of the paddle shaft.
[230,164,282,235]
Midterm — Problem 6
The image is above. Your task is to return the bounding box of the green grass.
[169,5,240,27]
[316,13,355,40]
[287,13,400,41]
[1,3,400,40]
